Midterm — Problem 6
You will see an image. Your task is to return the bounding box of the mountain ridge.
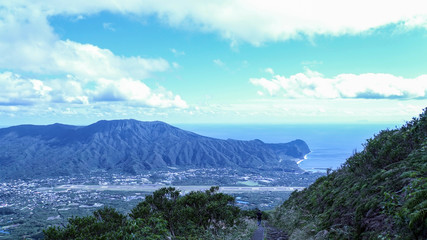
[0,119,310,179]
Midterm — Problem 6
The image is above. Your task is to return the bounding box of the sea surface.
[0,123,400,172]
[176,123,400,172]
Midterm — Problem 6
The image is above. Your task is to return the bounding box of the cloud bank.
[1,1,426,123]
[0,72,188,108]
[250,69,427,99]
[0,1,187,109]
[4,0,427,45]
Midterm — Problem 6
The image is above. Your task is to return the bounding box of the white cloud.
[0,72,52,105]
[48,77,89,104]
[0,2,187,110]
[55,40,169,80]
[265,68,274,75]
[0,72,188,109]
[177,98,426,124]
[171,48,185,56]
[0,33,170,80]
[92,78,188,108]
[251,69,427,99]
[5,0,427,45]
[250,78,281,95]
[172,62,180,69]
[0,4,169,78]
[213,59,225,67]
[103,22,115,31]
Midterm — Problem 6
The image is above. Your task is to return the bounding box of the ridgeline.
[0,120,309,179]
[41,109,426,239]
[271,109,427,239]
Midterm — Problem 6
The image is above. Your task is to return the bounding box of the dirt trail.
[251,221,288,240]
[250,225,264,240]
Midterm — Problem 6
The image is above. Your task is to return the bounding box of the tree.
[44,206,168,240]
[45,187,241,239]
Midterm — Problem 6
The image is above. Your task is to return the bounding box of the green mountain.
[0,119,308,179]
[271,109,427,239]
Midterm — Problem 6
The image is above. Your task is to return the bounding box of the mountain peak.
[0,120,310,179]
[91,119,172,129]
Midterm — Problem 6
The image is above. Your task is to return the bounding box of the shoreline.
[297,152,329,173]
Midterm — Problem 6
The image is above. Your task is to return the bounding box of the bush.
[270,109,427,239]
[45,186,241,239]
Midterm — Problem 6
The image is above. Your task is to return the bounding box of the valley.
[0,168,324,239]
[0,119,321,239]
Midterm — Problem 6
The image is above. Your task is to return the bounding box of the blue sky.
[0,1,426,125]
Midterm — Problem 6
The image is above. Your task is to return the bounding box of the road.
[38,184,305,193]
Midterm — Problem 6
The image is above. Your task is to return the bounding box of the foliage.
[44,186,242,239]
[241,208,269,220]
[43,206,168,239]
[271,109,427,239]
[130,186,241,238]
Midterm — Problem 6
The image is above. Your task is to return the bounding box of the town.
[0,168,324,239]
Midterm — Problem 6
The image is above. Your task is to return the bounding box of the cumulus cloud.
[0,72,52,105]
[0,72,188,108]
[0,4,169,78]
[177,98,426,124]
[250,69,427,99]
[91,78,188,108]
[4,0,427,45]
[0,2,187,110]
[52,40,169,80]
[0,12,169,80]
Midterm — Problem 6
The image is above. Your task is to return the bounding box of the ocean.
[176,123,400,172]
[0,123,399,172]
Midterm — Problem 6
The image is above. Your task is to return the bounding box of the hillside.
[0,120,309,179]
[271,109,427,239]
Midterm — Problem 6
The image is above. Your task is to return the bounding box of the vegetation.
[44,186,257,239]
[271,109,427,239]
[43,110,427,239]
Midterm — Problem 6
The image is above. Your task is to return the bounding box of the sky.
[0,0,426,126]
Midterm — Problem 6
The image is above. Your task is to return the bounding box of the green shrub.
[270,109,427,239]
[45,186,241,239]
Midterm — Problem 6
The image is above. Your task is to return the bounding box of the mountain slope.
[271,109,427,239]
[0,120,310,179]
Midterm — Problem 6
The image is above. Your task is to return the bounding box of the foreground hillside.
[0,120,309,179]
[272,109,427,239]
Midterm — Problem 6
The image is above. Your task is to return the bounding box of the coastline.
[297,152,329,173]
[296,153,309,165]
